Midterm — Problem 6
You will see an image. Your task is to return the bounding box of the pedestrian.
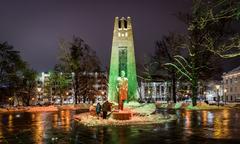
[96,102,101,118]
[102,100,109,119]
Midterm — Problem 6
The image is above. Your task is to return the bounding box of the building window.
[118,47,128,76]
[156,86,160,95]
[124,20,127,28]
[118,20,121,29]
[161,86,164,94]
[235,78,238,83]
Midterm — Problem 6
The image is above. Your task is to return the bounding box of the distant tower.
[108,17,138,102]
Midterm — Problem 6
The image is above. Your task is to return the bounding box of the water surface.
[0,109,240,144]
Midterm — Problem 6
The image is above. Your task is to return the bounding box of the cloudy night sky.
[0,0,239,72]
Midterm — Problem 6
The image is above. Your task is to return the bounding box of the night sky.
[0,0,239,72]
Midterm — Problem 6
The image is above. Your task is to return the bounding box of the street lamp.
[8,97,12,106]
[224,89,227,105]
[215,85,220,107]
[37,87,42,104]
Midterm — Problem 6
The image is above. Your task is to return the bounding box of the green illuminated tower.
[108,17,138,102]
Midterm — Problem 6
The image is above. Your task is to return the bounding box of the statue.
[117,70,128,110]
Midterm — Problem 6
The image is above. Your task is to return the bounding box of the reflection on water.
[0,110,74,143]
[213,109,230,138]
[179,109,240,143]
[0,109,239,143]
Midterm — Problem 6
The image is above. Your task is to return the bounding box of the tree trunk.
[172,72,177,103]
[26,96,30,106]
[74,73,79,104]
[192,80,198,106]
[192,85,197,106]
[191,53,198,107]
[60,94,63,105]
[83,96,86,103]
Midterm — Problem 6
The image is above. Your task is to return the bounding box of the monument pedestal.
[112,110,132,120]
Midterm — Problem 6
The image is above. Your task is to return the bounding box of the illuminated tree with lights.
[184,0,240,58]
[165,55,199,106]
[165,0,239,106]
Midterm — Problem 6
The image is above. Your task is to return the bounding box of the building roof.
[230,65,240,73]
[223,65,240,77]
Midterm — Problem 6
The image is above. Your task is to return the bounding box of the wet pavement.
[0,109,240,144]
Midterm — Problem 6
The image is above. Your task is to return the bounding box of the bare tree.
[152,33,184,103]
[58,36,101,104]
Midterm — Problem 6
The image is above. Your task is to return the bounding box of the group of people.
[96,100,111,119]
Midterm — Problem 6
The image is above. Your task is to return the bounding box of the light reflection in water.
[33,113,44,144]
[53,113,58,128]
[0,109,239,143]
[183,110,232,139]
[202,110,207,126]
[8,114,13,132]
[0,115,2,138]
[59,110,71,131]
[213,109,230,139]
[185,111,191,129]
[207,111,214,124]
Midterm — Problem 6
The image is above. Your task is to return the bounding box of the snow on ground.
[0,104,91,113]
[74,103,176,126]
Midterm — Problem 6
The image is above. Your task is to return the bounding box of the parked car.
[208,100,217,105]
[184,99,192,103]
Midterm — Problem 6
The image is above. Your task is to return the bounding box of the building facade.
[204,80,224,102]
[37,71,108,104]
[140,81,168,102]
[223,66,240,102]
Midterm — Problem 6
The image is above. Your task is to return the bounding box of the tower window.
[118,20,121,28]
[124,20,127,28]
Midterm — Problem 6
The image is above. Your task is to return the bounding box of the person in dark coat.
[96,102,101,118]
[102,100,110,119]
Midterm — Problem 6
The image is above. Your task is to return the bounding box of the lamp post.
[37,87,42,105]
[8,97,12,106]
[101,91,105,99]
[224,89,227,105]
[215,85,220,107]
[203,91,207,101]
[186,90,190,100]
